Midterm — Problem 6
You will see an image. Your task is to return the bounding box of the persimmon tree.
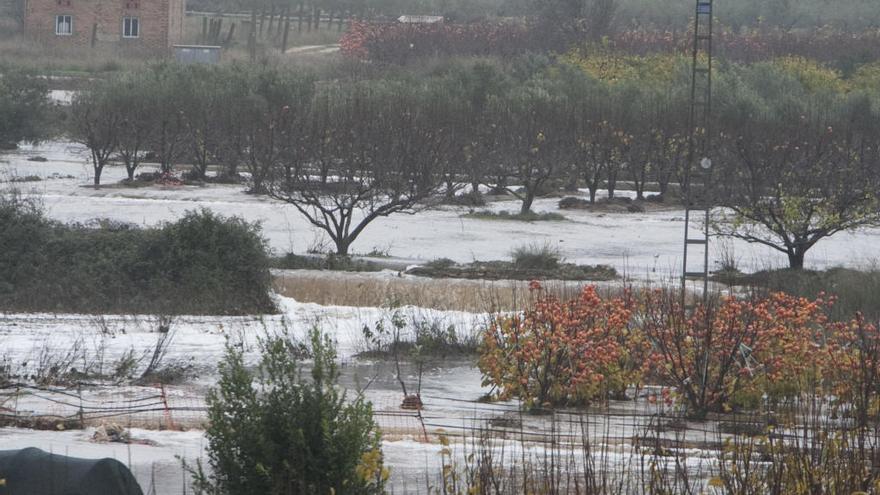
[641,290,833,417]
[826,314,880,430]
[478,284,638,407]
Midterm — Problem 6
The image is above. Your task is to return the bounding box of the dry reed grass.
[272,270,627,313]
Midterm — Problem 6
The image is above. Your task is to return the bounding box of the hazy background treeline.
[3,0,880,35]
[179,0,880,29]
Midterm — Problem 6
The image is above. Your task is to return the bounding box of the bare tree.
[715,90,880,269]
[70,87,121,187]
[235,70,315,193]
[493,80,570,214]
[584,0,617,40]
[268,81,451,255]
[114,76,155,181]
[145,67,188,174]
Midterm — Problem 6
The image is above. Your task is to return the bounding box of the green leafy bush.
[463,210,567,222]
[0,68,50,149]
[0,196,274,314]
[191,328,386,495]
[729,267,880,322]
[271,253,382,272]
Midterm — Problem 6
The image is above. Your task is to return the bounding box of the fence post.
[159,384,176,430]
[281,15,291,52]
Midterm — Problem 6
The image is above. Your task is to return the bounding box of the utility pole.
[681,0,714,307]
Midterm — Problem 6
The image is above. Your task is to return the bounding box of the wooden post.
[201,17,208,43]
[90,23,97,48]
[249,8,257,61]
[224,23,236,48]
[281,13,291,52]
[267,4,276,36]
[273,6,286,41]
[215,18,223,42]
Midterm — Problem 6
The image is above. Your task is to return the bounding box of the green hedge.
[0,198,275,315]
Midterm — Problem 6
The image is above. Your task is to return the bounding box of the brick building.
[23,0,186,52]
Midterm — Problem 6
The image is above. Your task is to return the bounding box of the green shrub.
[0,191,50,296]
[0,196,275,315]
[425,257,457,270]
[149,209,275,314]
[271,253,382,272]
[0,68,50,148]
[191,328,386,495]
[463,210,567,222]
[745,267,880,322]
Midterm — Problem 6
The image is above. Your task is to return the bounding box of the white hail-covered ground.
[0,298,493,493]
[0,139,874,492]
[3,141,878,277]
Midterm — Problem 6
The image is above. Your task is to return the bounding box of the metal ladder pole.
[681,0,714,307]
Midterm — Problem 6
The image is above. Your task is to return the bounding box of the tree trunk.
[490,175,507,195]
[564,168,579,193]
[93,166,102,187]
[607,172,617,199]
[334,238,350,256]
[445,185,456,199]
[225,159,238,177]
[281,14,291,52]
[634,171,645,200]
[520,189,535,215]
[787,249,805,270]
[588,186,598,204]
[193,163,207,180]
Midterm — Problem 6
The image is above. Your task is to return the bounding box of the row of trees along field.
[67,56,880,267]
[185,0,880,31]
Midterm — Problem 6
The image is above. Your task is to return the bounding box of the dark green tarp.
[0,447,143,495]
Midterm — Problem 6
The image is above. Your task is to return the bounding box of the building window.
[123,16,139,38]
[55,15,72,35]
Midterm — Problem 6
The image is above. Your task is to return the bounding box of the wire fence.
[4,380,829,454]
[0,382,432,437]
[4,381,858,494]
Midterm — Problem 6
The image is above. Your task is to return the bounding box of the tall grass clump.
[510,242,562,271]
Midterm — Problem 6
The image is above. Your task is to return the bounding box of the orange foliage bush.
[480,283,880,418]
[641,290,835,416]
[478,283,640,408]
